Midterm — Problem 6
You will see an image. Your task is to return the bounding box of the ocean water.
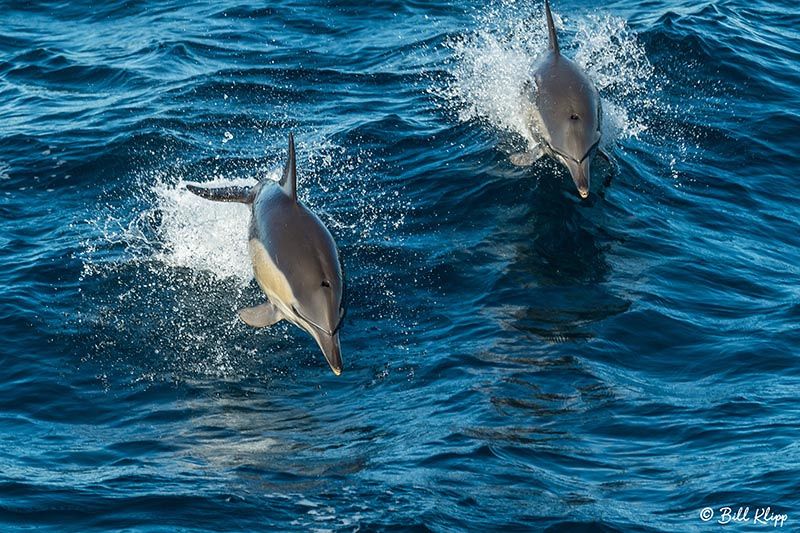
[1,0,799,531]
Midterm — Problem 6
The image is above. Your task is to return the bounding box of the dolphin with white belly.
[510,0,603,198]
[187,133,345,375]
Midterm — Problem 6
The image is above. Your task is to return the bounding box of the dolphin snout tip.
[328,357,343,376]
[563,159,591,199]
[325,348,343,376]
[315,331,343,376]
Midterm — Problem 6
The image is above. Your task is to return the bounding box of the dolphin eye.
[321,280,331,288]
[570,114,580,120]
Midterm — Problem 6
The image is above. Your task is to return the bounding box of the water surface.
[1,0,799,531]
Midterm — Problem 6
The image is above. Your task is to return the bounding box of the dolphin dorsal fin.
[545,0,560,56]
[279,133,297,202]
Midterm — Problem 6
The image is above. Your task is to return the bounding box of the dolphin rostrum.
[187,133,346,375]
[510,0,602,198]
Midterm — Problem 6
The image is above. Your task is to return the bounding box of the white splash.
[437,6,545,148]
[152,174,263,285]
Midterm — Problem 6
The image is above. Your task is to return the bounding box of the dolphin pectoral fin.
[187,184,254,204]
[596,150,617,191]
[510,146,545,167]
[598,149,619,173]
[237,302,284,328]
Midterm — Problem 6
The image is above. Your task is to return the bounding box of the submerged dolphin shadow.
[486,175,629,342]
[517,176,609,282]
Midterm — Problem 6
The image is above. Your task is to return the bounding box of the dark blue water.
[2,0,799,531]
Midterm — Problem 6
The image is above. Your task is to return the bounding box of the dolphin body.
[187,134,345,375]
[510,0,602,198]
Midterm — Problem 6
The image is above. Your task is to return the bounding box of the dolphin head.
[538,80,601,199]
[287,259,346,376]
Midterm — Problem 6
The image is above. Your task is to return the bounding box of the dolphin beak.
[564,158,591,199]
[313,331,343,376]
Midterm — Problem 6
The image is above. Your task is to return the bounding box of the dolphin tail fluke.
[186,184,254,204]
[545,0,560,55]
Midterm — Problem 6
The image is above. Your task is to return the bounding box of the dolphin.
[187,133,346,375]
[510,0,602,198]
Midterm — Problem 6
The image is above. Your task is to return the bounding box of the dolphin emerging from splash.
[510,0,603,198]
[187,134,346,375]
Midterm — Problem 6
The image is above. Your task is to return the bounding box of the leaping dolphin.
[187,134,346,375]
[510,0,602,198]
